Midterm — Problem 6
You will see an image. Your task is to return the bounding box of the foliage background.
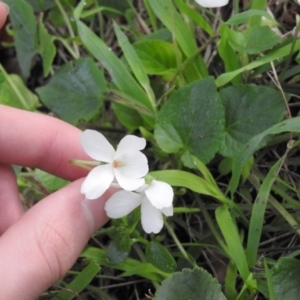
[1,0,300,299]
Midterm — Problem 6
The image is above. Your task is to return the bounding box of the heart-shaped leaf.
[146,241,177,273]
[36,58,106,124]
[228,26,281,55]
[154,77,225,165]
[219,84,285,157]
[270,258,300,300]
[155,268,226,300]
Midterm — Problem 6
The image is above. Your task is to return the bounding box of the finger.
[0,2,9,30]
[0,179,113,300]
[0,163,24,234]
[0,105,89,181]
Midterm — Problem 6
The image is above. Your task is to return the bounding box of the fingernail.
[81,197,97,232]
[81,190,116,233]
[1,2,9,15]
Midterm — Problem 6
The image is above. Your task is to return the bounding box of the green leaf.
[112,103,145,129]
[264,259,275,300]
[36,58,105,124]
[34,169,69,192]
[4,0,38,79]
[140,28,172,43]
[192,157,218,189]
[105,236,131,265]
[134,40,179,76]
[52,261,100,300]
[25,0,54,11]
[98,0,130,13]
[81,246,169,282]
[37,19,56,77]
[0,71,39,110]
[146,241,177,273]
[150,170,229,204]
[149,0,207,80]
[174,0,214,36]
[215,206,250,282]
[219,84,286,157]
[154,268,226,300]
[249,0,268,26]
[154,77,225,165]
[246,158,283,266]
[228,26,281,55]
[216,40,300,87]
[229,116,300,194]
[113,22,155,106]
[270,258,300,300]
[226,9,277,26]
[75,18,155,118]
[218,25,241,85]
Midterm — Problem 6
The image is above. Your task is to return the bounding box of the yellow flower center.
[112,160,123,168]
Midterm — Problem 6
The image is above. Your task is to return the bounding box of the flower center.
[112,160,123,168]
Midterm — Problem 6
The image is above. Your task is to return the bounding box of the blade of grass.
[249,0,267,26]
[150,170,230,204]
[74,2,155,120]
[269,197,300,236]
[218,25,242,85]
[76,19,155,121]
[149,0,208,80]
[224,261,238,300]
[173,0,214,37]
[192,156,219,189]
[264,259,275,300]
[229,116,300,195]
[215,205,250,282]
[246,157,284,266]
[113,22,156,107]
[80,247,169,282]
[52,261,100,300]
[216,40,300,87]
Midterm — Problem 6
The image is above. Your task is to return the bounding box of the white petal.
[81,164,114,199]
[145,180,173,210]
[114,169,145,191]
[141,198,164,234]
[135,184,148,193]
[195,0,228,7]
[104,190,142,218]
[116,135,146,156]
[161,205,173,217]
[80,130,115,163]
[116,151,149,178]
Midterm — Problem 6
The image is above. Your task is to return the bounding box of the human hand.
[0,2,9,30]
[0,105,112,299]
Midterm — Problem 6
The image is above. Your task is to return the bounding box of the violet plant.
[3,0,300,299]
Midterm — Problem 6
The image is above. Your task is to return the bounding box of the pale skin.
[0,3,112,299]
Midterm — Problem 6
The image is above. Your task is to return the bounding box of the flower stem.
[165,221,197,268]
[69,159,101,171]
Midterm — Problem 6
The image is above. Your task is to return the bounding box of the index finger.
[0,105,89,180]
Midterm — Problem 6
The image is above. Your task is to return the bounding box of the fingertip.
[0,2,9,30]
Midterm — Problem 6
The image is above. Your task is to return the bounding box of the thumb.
[0,2,9,29]
[0,178,112,300]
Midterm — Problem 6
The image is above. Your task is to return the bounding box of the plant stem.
[54,0,80,58]
[165,221,197,267]
[0,64,30,110]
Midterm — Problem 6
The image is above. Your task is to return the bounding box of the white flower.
[105,180,174,234]
[80,130,149,199]
[195,0,229,8]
